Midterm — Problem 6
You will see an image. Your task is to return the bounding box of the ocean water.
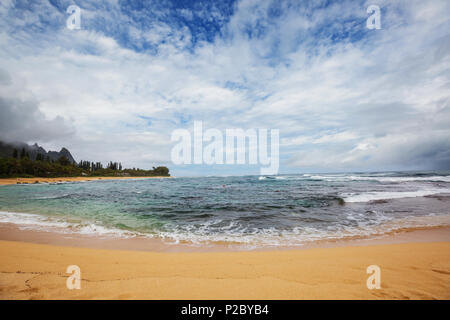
[1,172,450,247]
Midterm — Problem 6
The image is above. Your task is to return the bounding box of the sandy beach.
[0,227,449,299]
[0,176,171,185]
[2,0,449,304]
[1,174,449,299]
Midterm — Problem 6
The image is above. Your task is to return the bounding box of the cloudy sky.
[0,0,449,176]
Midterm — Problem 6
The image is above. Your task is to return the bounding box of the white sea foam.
[33,194,70,200]
[258,176,287,180]
[259,174,450,183]
[348,175,450,183]
[0,210,346,246]
[302,174,450,183]
[343,189,450,203]
[1,209,449,247]
[152,214,450,247]
[0,211,142,238]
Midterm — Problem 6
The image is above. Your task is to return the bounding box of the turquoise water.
[1,172,450,246]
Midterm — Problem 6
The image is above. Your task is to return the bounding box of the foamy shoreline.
[1,219,449,253]
[1,208,449,250]
[1,220,449,299]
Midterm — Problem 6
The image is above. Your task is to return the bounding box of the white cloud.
[0,0,449,174]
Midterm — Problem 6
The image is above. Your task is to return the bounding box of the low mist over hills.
[0,141,76,164]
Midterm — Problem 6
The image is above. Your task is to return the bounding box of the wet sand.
[0,225,449,299]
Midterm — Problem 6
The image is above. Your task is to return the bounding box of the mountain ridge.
[0,140,76,164]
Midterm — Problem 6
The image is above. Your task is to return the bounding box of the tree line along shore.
[0,147,170,178]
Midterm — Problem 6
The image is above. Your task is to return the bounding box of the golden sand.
[0,176,171,185]
[0,239,449,299]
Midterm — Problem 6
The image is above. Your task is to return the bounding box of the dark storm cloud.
[0,68,74,143]
[0,96,75,143]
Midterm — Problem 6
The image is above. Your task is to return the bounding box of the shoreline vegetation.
[0,176,172,185]
[0,145,170,179]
